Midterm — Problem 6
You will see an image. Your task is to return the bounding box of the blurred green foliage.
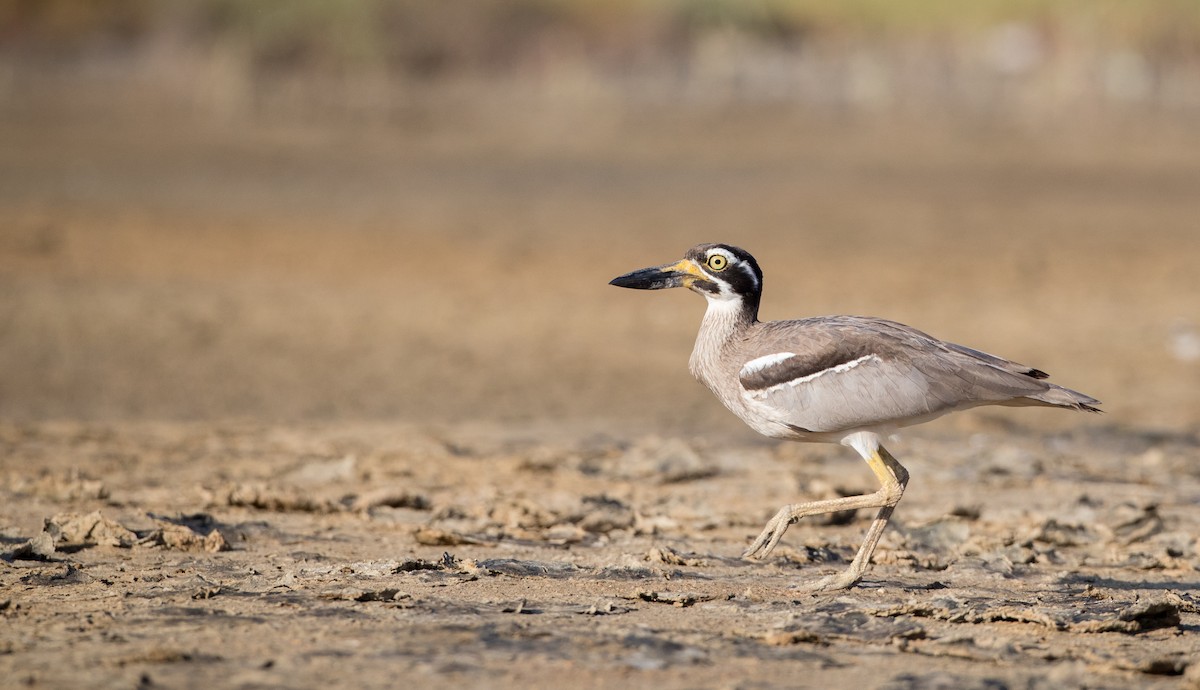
[2,0,1198,71]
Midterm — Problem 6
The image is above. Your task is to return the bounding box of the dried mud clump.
[3,511,231,561]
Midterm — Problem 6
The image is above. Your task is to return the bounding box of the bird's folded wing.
[740,350,945,432]
[737,318,1049,433]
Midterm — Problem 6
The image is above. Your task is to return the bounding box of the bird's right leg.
[742,490,896,560]
[742,443,909,582]
[797,445,909,591]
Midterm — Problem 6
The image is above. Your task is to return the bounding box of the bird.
[609,243,1100,592]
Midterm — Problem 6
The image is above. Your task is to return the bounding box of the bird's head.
[609,243,763,313]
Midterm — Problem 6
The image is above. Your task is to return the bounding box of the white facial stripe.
[740,352,797,378]
[755,354,882,393]
[739,262,760,291]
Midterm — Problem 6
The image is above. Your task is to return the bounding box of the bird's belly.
[713,389,830,441]
[733,389,961,443]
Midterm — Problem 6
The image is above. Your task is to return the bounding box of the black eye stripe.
[708,262,758,294]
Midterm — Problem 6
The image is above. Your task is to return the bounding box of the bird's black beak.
[609,260,701,290]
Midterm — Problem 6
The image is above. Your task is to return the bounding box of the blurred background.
[1,0,1198,436]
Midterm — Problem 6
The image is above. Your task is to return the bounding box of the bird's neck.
[689,296,756,385]
[703,293,759,331]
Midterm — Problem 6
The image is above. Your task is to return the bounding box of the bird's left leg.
[744,439,909,591]
[799,444,908,592]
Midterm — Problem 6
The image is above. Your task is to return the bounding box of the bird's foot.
[742,506,797,559]
[791,570,862,594]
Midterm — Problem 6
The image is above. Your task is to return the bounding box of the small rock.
[348,488,430,512]
[646,545,704,567]
[412,527,481,546]
[223,485,338,513]
[144,523,230,553]
[44,511,137,548]
[634,591,716,607]
[5,532,56,561]
[580,600,632,615]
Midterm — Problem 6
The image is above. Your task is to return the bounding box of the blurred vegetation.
[3,0,1199,73]
[3,0,1199,122]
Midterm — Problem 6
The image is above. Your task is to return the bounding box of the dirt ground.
[2,105,1200,688]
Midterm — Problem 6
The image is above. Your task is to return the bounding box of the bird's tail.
[1023,383,1102,412]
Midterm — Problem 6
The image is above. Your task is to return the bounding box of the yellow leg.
[743,444,909,592]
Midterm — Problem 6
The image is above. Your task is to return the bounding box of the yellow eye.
[707,254,729,271]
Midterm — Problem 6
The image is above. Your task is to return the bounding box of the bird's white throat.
[689,295,753,394]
